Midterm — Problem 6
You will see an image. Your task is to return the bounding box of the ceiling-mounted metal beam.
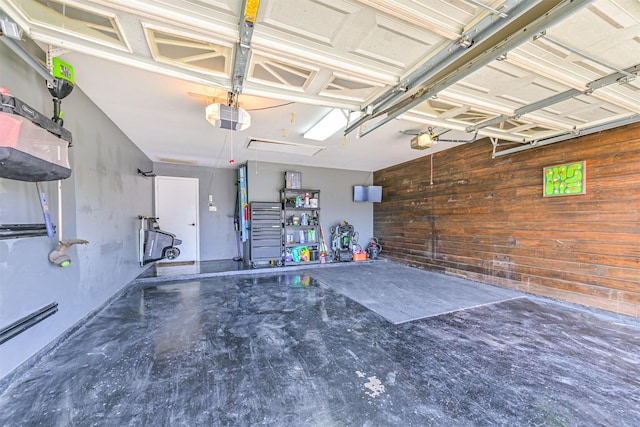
[347,0,595,138]
[347,0,530,134]
[399,110,527,143]
[357,0,596,138]
[465,89,582,133]
[0,36,53,84]
[0,12,54,84]
[0,10,21,38]
[588,64,640,91]
[466,63,640,133]
[536,35,638,82]
[231,0,260,94]
[492,114,640,157]
[462,0,509,18]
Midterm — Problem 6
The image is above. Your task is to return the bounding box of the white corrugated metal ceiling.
[1,0,638,169]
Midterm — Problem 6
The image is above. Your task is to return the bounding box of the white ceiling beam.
[28,28,230,89]
[493,114,640,157]
[505,52,640,113]
[465,63,640,133]
[435,90,577,132]
[90,0,239,41]
[360,0,534,119]
[353,0,461,40]
[438,105,471,120]
[398,111,526,143]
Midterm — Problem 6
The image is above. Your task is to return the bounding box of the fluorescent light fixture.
[304,108,360,141]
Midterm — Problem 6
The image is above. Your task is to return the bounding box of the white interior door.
[155,176,199,262]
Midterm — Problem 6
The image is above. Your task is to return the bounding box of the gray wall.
[246,161,376,248]
[152,163,238,260]
[0,42,152,380]
[0,43,377,381]
[151,161,377,260]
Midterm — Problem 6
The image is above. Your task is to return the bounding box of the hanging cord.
[246,101,294,111]
[227,92,239,164]
[57,179,63,240]
[207,132,228,201]
[229,127,235,164]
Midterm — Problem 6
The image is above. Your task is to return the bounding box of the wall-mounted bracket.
[0,302,58,345]
[0,223,56,239]
[137,169,156,178]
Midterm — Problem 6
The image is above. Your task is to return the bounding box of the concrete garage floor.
[1,262,639,426]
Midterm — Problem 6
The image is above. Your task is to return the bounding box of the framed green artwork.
[543,161,586,197]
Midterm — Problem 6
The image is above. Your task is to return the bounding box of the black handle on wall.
[0,224,56,240]
[0,302,59,345]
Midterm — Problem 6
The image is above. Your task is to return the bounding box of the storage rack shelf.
[281,189,321,266]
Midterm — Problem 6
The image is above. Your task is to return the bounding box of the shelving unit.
[281,189,321,266]
[249,202,283,268]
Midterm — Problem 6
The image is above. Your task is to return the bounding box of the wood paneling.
[374,123,640,317]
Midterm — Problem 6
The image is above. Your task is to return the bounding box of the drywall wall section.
[152,163,237,260]
[246,161,375,249]
[374,123,640,317]
[150,162,376,261]
[0,42,153,380]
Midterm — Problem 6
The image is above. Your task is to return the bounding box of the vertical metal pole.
[57,180,63,240]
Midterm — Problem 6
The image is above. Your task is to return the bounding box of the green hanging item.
[52,57,74,84]
[47,57,75,124]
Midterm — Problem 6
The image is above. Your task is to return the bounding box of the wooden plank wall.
[374,123,640,317]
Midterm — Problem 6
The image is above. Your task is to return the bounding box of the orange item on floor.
[353,252,367,262]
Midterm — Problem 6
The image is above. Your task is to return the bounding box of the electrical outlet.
[209,205,217,212]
